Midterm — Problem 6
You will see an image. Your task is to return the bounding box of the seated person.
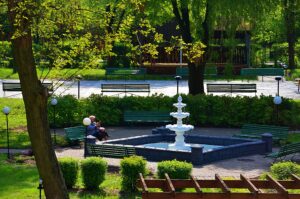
[96,120,109,141]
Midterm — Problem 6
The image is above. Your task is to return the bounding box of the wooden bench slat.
[207,84,257,93]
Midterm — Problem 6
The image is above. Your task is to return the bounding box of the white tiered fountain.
[166,95,194,150]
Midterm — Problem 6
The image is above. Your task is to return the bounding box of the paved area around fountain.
[1,77,300,99]
[54,126,300,178]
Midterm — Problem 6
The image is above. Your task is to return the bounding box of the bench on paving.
[206,84,257,94]
[101,83,150,96]
[233,124,289,142]
[105,68,147,80]
[2,82,53,95]
[87,143,136,158]
[124,111,172,124]
[64,126,85,144]
[240,68,284,81]
[176,67,217,78]
[266,142,300,161]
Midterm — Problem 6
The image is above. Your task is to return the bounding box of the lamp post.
[273,95,282,124]
[75,75,82,99]
[51,98,58,145]
[83,117,91,158]
[37,178,43,199]
[275,76,282,96]
[2,106,10,159]
[174,76,182,95]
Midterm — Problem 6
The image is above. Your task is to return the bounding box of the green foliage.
[224,63,233,78]
[81,157,107,190]
[48,95,82,127]
[157,160,192,179]
[58,157,79,188]
[120,156,147,191]
[270,161,300,180]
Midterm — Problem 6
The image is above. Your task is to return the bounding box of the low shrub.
[58,157,79,188]
[270,161,300,180]
[81,157,107,190]
[157,160,192,179]
[120,156,147,192]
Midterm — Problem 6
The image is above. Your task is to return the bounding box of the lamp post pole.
[275,76,282,96]
[175,76,182,95]
[83,117,91,158]
[51,98,58,146]
[2,107,10,159]
[75,75,82,99]
[37,179,43,199]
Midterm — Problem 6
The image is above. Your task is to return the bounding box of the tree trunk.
[7,0,69,198]
[188,62,205,95]
[284,0,296,69]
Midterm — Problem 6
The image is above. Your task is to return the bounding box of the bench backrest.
[106,68,146,75]
[64,126,85,139]
[88,144,136,158]
[124,111,171,122]
[241,124,289,138]
[278,142,300,155]
[2,82,53,92]
[207,84,256,93]
[101,84,150,92]
[240,68,284,76]
[176,67,217,76]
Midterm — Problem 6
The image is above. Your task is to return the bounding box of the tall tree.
[283,0,298,69]
[6,0,69,198]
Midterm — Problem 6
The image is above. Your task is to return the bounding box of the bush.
[58,157,79,188]
[120,156,147,191]
[81,157,107,190]
[45,94,300,128]
[157,160,192,179]
[270,161,300,180]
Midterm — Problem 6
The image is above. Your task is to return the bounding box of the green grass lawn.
[0,68,256,81]
[0,154,141,198]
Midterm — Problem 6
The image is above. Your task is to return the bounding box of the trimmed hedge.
[270,161,300,180]
[157,160,192,179]
[58,157,79,188]
[120,156,147,192]
[48,94,300,128]
[81,157,107,190]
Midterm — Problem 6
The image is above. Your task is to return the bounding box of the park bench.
[101,83,150,96]
[206,84,257,94]
[124,110,172,124]
[266,142,300,161]
[64,126,85,144]
[2,81,53,96]
[240,68,284,81]
[87,143,136,158]
[176,66,217,78]
[105,68,147,80]
[233,124,289,142]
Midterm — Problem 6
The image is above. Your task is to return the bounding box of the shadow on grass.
[70,188,141,199]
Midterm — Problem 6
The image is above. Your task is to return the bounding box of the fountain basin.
[89,131,273,165]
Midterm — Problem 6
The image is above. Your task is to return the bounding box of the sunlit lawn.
[0,154,140,198]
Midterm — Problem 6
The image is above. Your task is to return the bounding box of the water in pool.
[139,142,222,152]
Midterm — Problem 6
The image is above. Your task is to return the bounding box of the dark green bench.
[240,68,284,81]
[87,143,136,158]
[207,84,256,94]
[105,68,147,80]
[101,83,150,96]
[2,82,53,95]
[176,67,217,78]
[124,111,172,124]
[64,126,85,143]
[266,142,300,161]
[233,124,289,142]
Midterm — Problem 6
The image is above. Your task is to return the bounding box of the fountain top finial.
[178,95,182,103]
